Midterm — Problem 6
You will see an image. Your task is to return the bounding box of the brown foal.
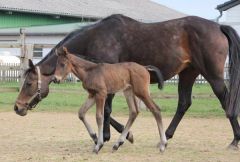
[54,47,167,153]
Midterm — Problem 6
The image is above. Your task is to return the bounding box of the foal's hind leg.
[140,94,167,152]
[112,89,138,151]
[166,68,199,140]
[93,94,106,154]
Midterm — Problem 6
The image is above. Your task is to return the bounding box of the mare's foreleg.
[78,96,97,144]
[166,68,199,140]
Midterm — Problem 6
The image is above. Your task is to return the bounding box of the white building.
[0,0,186,64]
[217,0,240,34]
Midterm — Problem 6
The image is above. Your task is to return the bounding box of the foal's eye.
[26,82,32,86]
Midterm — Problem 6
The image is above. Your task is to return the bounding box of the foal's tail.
[145,65,164,89]
[220,25,240,117]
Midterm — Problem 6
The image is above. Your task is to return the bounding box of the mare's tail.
[220,25,240,117]
[145,65,164,89]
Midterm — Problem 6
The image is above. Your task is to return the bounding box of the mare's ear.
[28,59,35,69]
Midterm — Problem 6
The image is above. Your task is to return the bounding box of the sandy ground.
[0,112,239,162]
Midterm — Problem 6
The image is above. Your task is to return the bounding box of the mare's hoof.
[103,133,111,142]
[165,131,173,140]
[127,131,134,144]
[227,144,239,150]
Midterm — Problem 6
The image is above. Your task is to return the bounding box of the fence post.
[19,28,33,89]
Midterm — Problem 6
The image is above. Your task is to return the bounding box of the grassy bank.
[0,82,225,117]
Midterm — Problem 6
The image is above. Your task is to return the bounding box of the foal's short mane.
[74,54,103,64]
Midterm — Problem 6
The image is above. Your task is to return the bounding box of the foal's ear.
[55,48,59,56]
[63,46,69,56]
[28,59,35,69]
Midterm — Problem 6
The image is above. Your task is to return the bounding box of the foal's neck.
[68,54,97,80]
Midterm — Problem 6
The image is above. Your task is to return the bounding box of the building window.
[33,47,43,58]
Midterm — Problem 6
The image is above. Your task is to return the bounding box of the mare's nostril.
[14,105,18,111]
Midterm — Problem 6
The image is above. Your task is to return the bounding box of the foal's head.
[53,47,73,83]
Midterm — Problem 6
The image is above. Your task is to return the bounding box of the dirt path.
[0,112,239,162]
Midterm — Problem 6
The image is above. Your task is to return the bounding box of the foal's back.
[83,62,149,94]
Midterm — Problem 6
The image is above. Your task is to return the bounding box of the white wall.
[219,5,240,35]
[224,5,240,23]
[0,35,65,64]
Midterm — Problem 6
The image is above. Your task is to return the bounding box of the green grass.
[0,82,225,117]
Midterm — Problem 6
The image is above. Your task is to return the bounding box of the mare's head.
[53,47,73,83]
[14,60,51,116]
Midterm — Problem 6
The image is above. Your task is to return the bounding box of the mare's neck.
[69,54,97,80]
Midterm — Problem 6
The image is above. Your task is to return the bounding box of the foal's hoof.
[90,133,98,145]
[227,144,239,150]
[159,143,167,153]
[93,148,99,154]
[92,144,103,154]
[112,145,119,153]
[127,131,134,144]
[112,141,124,152]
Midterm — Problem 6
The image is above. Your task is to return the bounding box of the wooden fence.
[0,63,20,82]
[0,63,78,84]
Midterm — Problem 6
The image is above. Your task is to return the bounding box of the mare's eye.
[60,63,65,67]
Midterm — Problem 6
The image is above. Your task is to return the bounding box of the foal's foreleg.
[78,96,97,144]
[93,95,106,154]
[113,89,138,151]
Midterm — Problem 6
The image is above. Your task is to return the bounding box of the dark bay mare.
[14,14,240,149]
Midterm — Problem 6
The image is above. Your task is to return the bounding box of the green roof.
[0,22,92,35]
[0,11,87,29]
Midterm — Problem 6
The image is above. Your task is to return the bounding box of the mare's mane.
[25,14,135,76]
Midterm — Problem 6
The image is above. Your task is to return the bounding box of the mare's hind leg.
[104,94,134,143]
[206,76,240,149]
[103,94,114,142]
[112,88,138,151]
[166,68,199,140]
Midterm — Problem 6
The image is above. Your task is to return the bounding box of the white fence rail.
[0,63,20,82]
[0,63,230,84]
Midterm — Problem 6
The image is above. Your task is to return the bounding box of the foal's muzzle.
[52,76,61,84]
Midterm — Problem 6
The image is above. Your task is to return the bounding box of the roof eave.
[216,0,240,11]
[0,7,101,20]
